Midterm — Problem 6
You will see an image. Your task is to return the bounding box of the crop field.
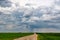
[38,33,60,40]
[0,33,60,40]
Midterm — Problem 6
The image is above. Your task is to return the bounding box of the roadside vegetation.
[0,33,60,40]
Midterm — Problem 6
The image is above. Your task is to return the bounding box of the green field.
[0,33,60,40]
[37,33,60,40]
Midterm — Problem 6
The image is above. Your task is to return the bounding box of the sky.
[0,0,60,32]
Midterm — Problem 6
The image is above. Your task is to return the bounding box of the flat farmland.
[0,33,60,40]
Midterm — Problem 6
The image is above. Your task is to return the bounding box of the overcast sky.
[0,0,60,32]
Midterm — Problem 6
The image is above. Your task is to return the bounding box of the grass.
[0,33,33,40]
[37,33,60,40]
[0,33,60,40]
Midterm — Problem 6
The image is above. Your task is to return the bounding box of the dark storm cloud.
[0,0,60,32]
[0,0,12,7]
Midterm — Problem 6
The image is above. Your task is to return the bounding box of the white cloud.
[28,16,40,22]
[22,17,28,22]
[0,0,17,14]
[0,21,5,24]
[40,14,56,20]
[14,25,30,32]
[5,24,14,30]
[54,5,60,10]
[10,0,55,9]
[33,28,60,32]
[23,8,33,16]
